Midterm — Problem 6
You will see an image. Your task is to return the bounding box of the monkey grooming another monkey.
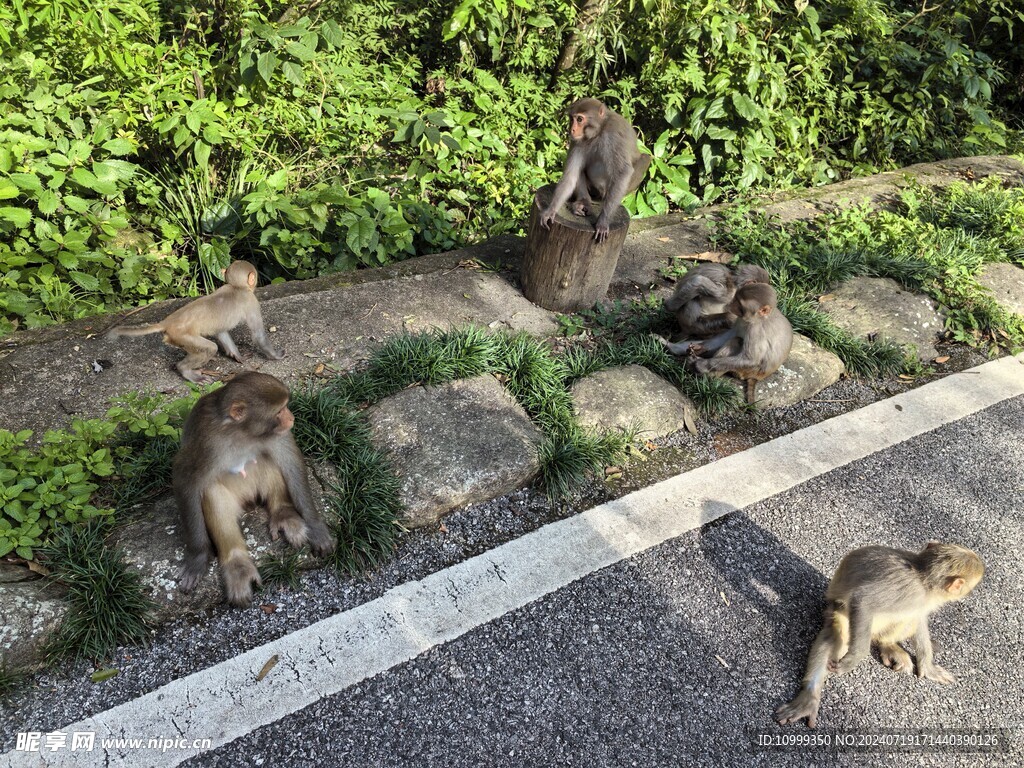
[539,98,650,243]
[107,260,283,383]
[663,262,771,346]
[173,372,335,607]
[776,542,984,729]
[679,282,792,405]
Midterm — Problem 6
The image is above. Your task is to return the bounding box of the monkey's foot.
[222,557,261,608]
[775,691,822,728]
[269,511,309,549]
[880,645,913,674]
[181,369,214,384]
[570,201,590,217]
[267,347,285,361]
[917,662,955,684]
[305,521,337,557]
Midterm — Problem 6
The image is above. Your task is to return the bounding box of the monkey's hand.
[827,655,859,676]
[539,209,556,229]
[177,555,211,593]
[593,219,610,243]
[775,691,822,729]
[917,661,955,684]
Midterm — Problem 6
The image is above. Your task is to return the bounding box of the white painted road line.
[5,354,1023,768]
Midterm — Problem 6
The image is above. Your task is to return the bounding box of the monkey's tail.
[106,323,163,339]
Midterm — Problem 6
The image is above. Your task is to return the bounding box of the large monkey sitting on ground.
[107,260,283,383]
[776,542,984,728]
[539,98,650,243]
[173,372,336,606]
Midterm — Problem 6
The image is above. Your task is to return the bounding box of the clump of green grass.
[289,386,404,574]
[40,521,155,662]
[258,549,304,592]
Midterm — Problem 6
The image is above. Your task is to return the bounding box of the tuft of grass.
[40,521,155,662]
[289,386,405,574]
[111,434,178,507]
[0,665,25,700]
[258,549,304,592]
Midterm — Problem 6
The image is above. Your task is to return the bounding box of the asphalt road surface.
[5,357,1023,768]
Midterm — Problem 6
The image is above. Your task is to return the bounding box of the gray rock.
[366,375,543,528]
[817,277,946,361]
[571,365,696,438]
[112,467,339,616]
[711,333,845,409]
[0,578,67,668]
[977,262,1024,316]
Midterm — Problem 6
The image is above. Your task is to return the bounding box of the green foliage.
[717,180,1024,359]
[0,421,117,559]
[39,521,155,662]
[2,0,1019,336]
[258,549,304,592]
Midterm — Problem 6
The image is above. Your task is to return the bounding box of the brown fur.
[172,372,335,607]
[107,260,283,383]
[539,98,650,242]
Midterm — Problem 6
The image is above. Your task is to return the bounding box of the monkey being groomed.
[539,98,651,242]
[775,542,984,729]
[663,262,772,346]
[173,372,336,607]
[106,260,283,383]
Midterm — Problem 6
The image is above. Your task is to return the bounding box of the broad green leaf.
[0,207,31,227]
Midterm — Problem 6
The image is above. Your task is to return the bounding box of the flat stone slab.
[817,277,946,361]
[366,374,543,528]
[977,262,1024,316]
[712,333,845,409]
[0,267,557,439]
[571,365,695,438]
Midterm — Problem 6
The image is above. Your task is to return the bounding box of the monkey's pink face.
[275,404,294,435]
[569,112,588,141]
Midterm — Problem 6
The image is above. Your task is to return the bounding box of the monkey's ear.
[228,401,247,422]
[758,304,773,316]
[946,576,966,595]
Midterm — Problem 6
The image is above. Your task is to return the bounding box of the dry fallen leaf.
[644,440,658,452]
[257,654,280,681]
[260,603,278,614]
[657,236,672,242]
[314,363,325,376]
[934,355,950,364]
[604,466,621,476]
[714,654,730,669]
[818,293,835,302]
[683,409,698,435]
[691,251,733,263]
[27,560,51,576]
[898,374,915,380]
[439,522,448,534]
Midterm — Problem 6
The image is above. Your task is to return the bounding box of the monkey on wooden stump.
[663,262,771,348]
[539,98,650,242]
[107,260,283,383]
[776,542,984,728]
[173,372,336,607]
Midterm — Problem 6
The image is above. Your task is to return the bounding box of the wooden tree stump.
[521,184,631,312]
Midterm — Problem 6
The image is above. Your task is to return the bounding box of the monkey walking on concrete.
[775,542,984,728]
[107,260,283,383]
